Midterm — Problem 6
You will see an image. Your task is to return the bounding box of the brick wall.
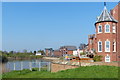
[111,3,120,61]
[95,22,117,61]
[53,50,62,57]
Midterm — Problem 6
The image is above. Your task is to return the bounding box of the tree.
[34,51,36,55]
[9,51,14,54]
[38,50,45,55]
[79,43,87,50]
[23,49,27,53]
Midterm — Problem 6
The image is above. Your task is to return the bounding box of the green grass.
[2,65,118,78]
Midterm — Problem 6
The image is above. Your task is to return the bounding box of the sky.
[2,2,118,52]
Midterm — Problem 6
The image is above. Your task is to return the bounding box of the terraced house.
[88,3,120,62]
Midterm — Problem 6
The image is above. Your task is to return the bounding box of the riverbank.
[2,65,118,78]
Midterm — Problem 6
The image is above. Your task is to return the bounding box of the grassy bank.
[2,65,118,78]
[1,52,43,61]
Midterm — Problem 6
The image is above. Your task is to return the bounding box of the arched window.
[105,24,110,33]
[98,41,102,52]
[98,25,102,33]
[105,40,110,52]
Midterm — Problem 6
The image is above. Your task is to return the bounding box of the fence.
[6,61,51,71]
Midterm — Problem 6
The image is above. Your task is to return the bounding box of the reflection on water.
[1,59,49,73]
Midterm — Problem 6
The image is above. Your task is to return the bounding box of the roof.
[45,48,53,50]
[95,6,118,24]
[60,46,77,50]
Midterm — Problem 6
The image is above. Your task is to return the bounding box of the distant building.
[53,50,62,57]
[60,46,77,56]
[36,52,42,55]
[45,46,77,57]
[45,48,54,56]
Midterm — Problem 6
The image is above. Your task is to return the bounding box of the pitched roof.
[60,46,77,50]
[95,6,118,24]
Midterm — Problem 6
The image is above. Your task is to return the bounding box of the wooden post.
[29,62,32,71]
[14,63,16,70]
[47,62,51,71]
[39,62,41,71]
[21,61,23,70]
[48,62,51,71]
[79,58,81,66]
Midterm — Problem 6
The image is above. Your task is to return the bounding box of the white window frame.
[90,40,93,44]
[113,42,116,52]
[98,41,102,52]
[105,41,110,52]
[112,26,116,33]
[105,55,110,62]
[105,24,110,33]
[98,25,102,33]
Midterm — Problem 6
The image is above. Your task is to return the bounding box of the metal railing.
[6,61,51,71]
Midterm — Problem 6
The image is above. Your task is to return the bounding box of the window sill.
[104,32,110,33]
[112,32,116,34]
[105,51,110,52]
[98,32,102,34]
[98,51,102,52]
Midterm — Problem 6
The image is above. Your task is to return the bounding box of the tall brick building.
[88,3,120,62]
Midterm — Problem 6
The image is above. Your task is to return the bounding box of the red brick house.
[45,46,77,57]
[59,46,77,56]
[45,48,54,56]
[88,3,120,62]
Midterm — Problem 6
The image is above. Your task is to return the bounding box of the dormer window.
[105,24,110,33]
[98,25,102,33]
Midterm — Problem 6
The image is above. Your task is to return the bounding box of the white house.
[36,52,42,55]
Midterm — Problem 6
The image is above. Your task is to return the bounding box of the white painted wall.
[36,52,41,55]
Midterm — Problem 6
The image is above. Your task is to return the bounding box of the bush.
[80,52,86,55]
[32,68,39,71]
[0,55,8,63]
[93,55,102,62]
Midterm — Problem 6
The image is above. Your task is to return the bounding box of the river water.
[1,59,49,73]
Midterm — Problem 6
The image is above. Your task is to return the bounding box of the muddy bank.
[0,63,10,74]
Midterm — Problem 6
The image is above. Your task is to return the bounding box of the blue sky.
[2,2,118,52]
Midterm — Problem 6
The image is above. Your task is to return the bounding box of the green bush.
[0,55,8,63]
[32,68,39,71]
[93,55,103,62]
[80,52,86,55]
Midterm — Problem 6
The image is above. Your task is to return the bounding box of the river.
[0,59,50,73]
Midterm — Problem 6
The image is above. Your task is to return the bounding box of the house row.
[45,46,84,57]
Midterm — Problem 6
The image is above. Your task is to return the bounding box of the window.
[112,25,116,33]
[98,25,102,33]
[90,40,93,44]
[98,41,102,52]
[113,42,116,52]
[105,24,110,33]
[105,55,110,62]
[105,41,110,52]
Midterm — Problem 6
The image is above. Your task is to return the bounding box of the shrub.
[0,55,8,63]
[32,68,39,71]
[93,55,103,62]
[80,52,86,55]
